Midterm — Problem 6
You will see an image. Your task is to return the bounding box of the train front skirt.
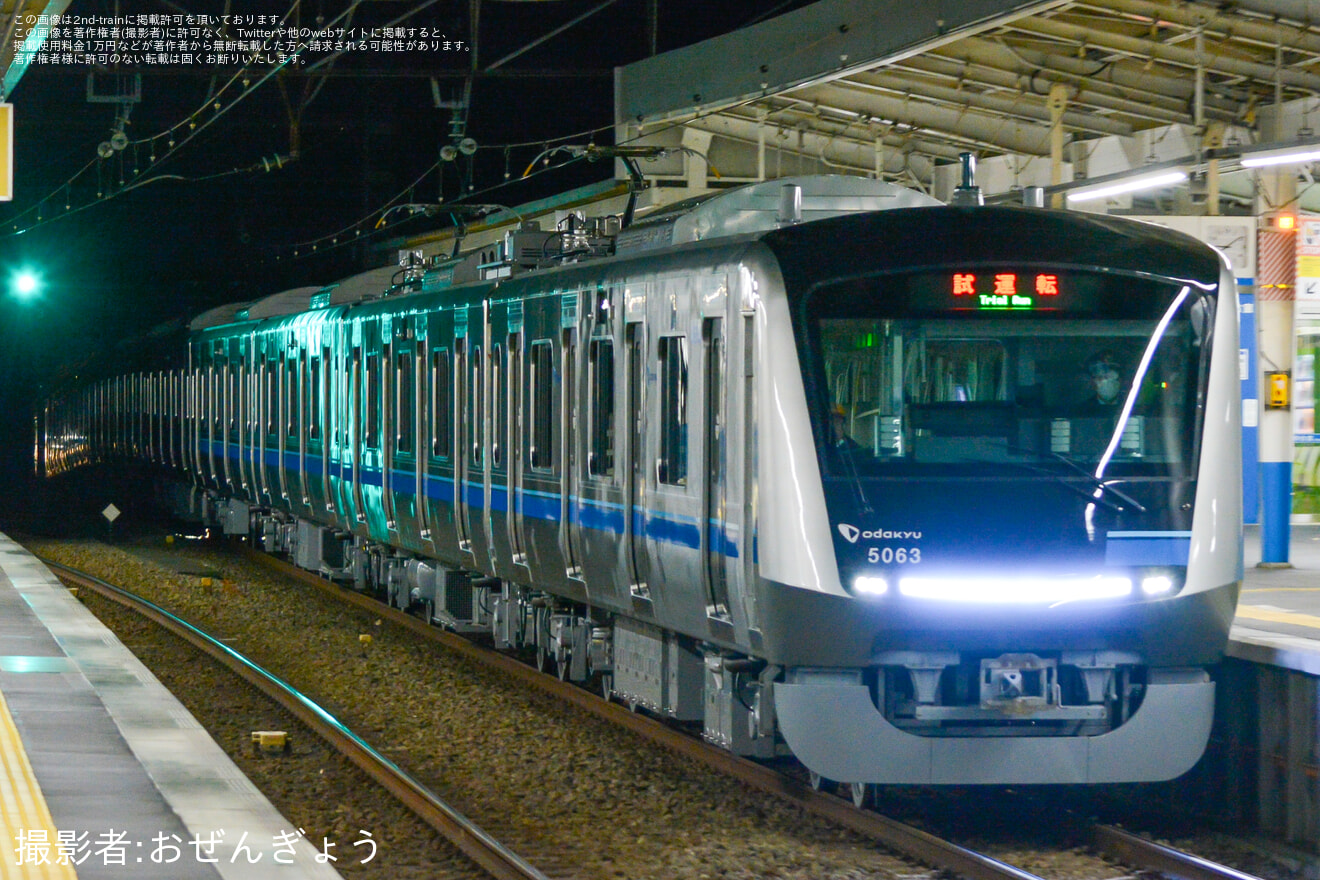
[774,670,1214,784]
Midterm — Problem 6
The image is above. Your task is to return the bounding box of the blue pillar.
[1258,297,1294,567]
[1261,460,1292,562]
[1241,291,1260,524]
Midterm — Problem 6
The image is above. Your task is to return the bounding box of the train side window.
[471,344,483,467]
[265,353,278,436]
[529,339,554,470]
[430,347,451,459]
[396,349,414,454]
[588,337,615,478]
[365,352,381,449]
[309,354,322,441]
[287,352,300,439]
[658,335,688,486]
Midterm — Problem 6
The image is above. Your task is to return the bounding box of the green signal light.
[10,269,41,300]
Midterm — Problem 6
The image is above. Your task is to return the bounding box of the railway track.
[32,538,1281,880]
[46,560,551,880]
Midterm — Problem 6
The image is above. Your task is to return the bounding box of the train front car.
[760,206,1240,785]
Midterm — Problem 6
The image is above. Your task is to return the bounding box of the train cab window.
[529,340,554,470]
[430,347,451,460]
[588,337,615,478]
[809,274,1207,476]
[396,349,414,455]
[658,335,688,486]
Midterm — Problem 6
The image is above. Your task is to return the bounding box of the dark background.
[0,0,809,512]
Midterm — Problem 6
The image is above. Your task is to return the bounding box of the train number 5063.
[867,547,921,564]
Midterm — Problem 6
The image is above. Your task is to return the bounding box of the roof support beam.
[851,69,1133,136]
[1008,14,1320,92]
[790,80,1060,155]
[940,36,1243,121]
[1077,0,1320,59]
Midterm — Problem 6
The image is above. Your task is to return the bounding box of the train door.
[737,312,759,632]
[303,340,327,514]
[560,290,584,584]
[390,320,421,543]
[365,329,387,535]
[328,324,354,528]
[238,339,254,499]
[348,341,366,528]
[469,301,493,572]
[277,340,294,504]
[702,315,732,621]
[579,284,625,601]
[486,298,521,582]
[524,333,558,583]
[624,316,651,598]
[382,321,400,535]
[425,328,458,555]
[454,302,491,569]
[506,304,530,575]
[259,347,271,500]
[649,323,692,617]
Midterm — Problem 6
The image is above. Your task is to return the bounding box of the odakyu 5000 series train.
[39,172,1242,790]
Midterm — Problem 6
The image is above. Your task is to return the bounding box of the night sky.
[0,0,809,502]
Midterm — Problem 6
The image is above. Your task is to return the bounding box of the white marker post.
[102,503,120,541]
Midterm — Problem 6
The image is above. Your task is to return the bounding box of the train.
[37,170,1242,792]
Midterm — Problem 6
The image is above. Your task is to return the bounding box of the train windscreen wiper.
[978,446,1148,514]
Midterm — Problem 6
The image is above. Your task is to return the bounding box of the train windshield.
[809,272,1213,479]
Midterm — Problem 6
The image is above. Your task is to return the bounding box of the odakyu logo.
[837,524,923,543]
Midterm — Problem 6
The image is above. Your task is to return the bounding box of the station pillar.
[1258,294,1294,565]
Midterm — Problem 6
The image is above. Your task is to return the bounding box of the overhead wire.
[0,0,364,237]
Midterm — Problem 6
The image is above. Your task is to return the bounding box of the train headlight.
[1139,570,1179,596]
[852,575,889,597]
[897,575,1132,603]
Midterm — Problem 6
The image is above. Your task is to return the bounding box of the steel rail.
[240,546,1049,880]
[1092,824,1266,880]
[43,559,550,880]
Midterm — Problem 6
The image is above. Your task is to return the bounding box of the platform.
[0,532,342,879]
[1233,524,1320,676]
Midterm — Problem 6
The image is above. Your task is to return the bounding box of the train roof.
[187,176,948,333]
[189,265,410,331]
[615,174,941,255]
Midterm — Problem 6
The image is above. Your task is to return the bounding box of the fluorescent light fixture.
[1240,145,1320,168]
[898,575,1132,603]
[1066,171,1188,203]
[1140,575,1175,595]
[852,576,889,596]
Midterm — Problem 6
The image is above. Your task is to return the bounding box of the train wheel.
[536,641,554,675]
[850,782,870,809]
[556,651,570,682]
[598,673,613,701]
[809,771,833,794]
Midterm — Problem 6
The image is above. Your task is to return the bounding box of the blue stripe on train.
[207,441,737,556]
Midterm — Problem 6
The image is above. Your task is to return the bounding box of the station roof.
[0,0,71,97]
[615,0,1320,211]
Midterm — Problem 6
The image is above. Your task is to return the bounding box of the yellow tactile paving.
[0,689,77,880]
[1236,603,1320,631]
